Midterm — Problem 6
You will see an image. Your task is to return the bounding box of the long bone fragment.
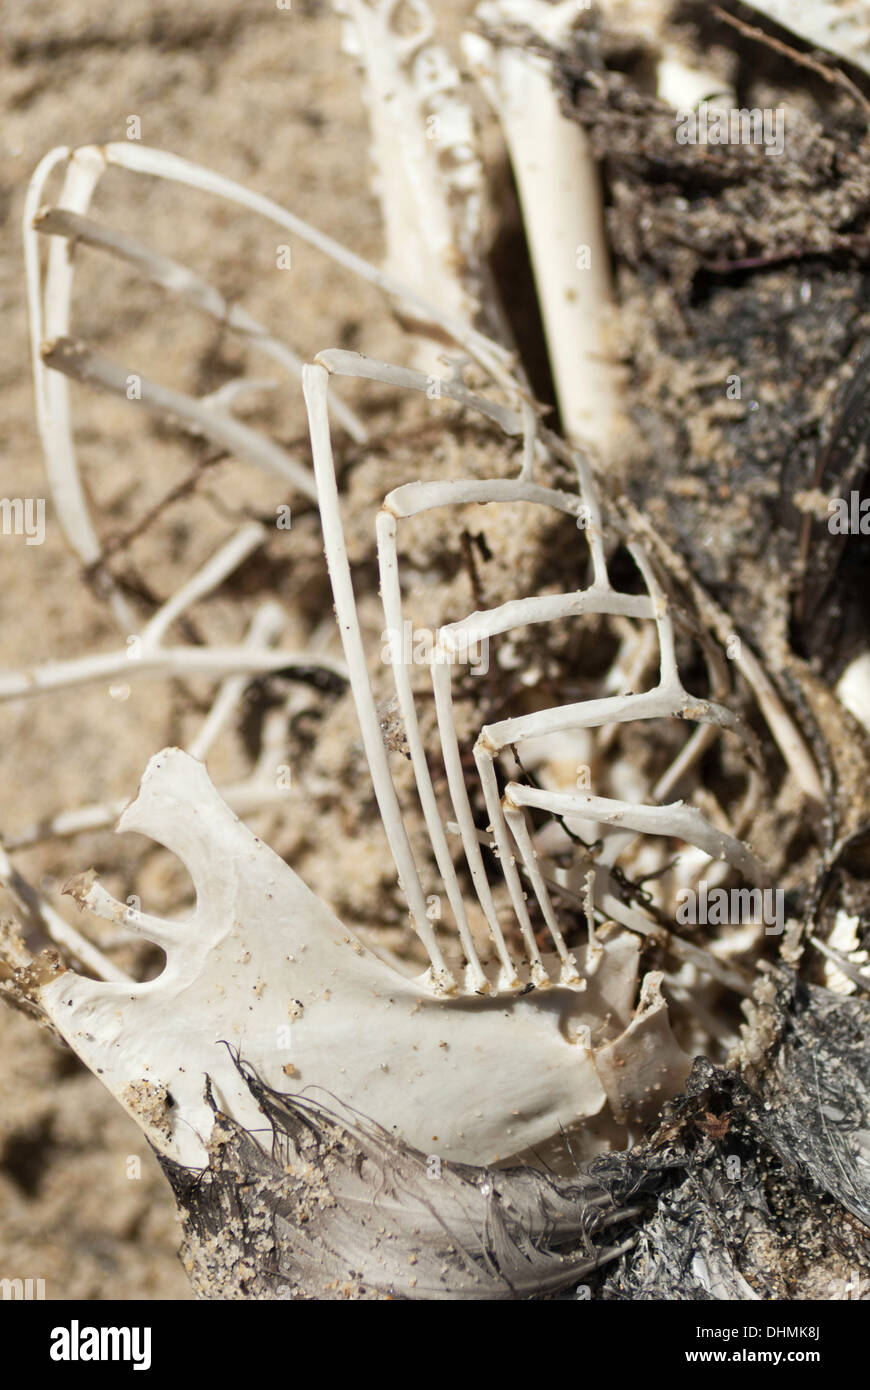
[41,337,316,497]
[0,521,346,703]
[740,0,870,76]
[33,206,367,444]
[333,0,488,368]
[464,0,619,451]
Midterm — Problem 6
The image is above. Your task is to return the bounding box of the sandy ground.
[0,0,470,1302]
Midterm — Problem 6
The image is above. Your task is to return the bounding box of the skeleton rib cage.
[304,354,765,998]
[21,136,770,1010]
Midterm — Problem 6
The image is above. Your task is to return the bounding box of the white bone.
[41,336,316,498]
[742,0,870,74]
[464,1,619,450]
[33,206,367,443]
[836,651,870,734]
[0,842,129,984]
[186,602,286,762]
[304,346,768,1004]
[34,746,657,1168]
[0,645,347,703]
[334,0,486,367]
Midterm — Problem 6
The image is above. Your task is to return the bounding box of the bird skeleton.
[1,0,840,1251]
